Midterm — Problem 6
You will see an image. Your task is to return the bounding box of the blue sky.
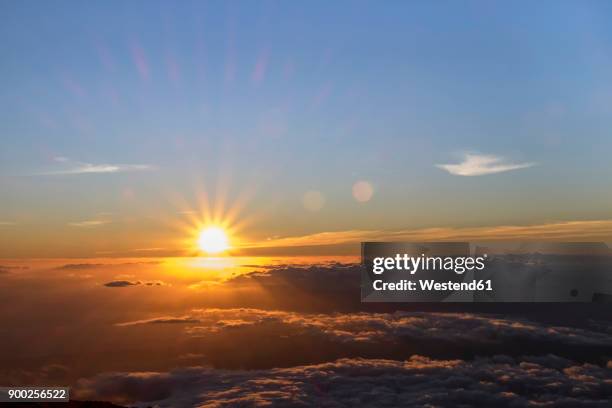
[1,1,612,255]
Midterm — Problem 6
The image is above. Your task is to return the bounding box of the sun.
[197,226,230,254]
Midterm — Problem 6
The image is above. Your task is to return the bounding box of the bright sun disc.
[198,227,230,254]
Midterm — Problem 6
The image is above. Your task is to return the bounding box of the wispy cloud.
[245,220,612,249]
[436,153,535,176]
[37,157,155,175]
[0,221,16,226]
[116,316,199,326]
[68,220,110,228]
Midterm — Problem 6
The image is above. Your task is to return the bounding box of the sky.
[2,1,612,257]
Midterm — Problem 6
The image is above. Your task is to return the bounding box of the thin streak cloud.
[247,220,612,249]
[68,220,110,228]
[36,157,155,176]
[437,153,535,176]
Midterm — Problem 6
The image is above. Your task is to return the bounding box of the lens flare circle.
[198,227,230,254]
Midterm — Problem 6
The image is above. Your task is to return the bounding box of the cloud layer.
[436,153,535,176]
[115,308,612,369]
[119,308,612,348]
[74,355,612,407]
[2,259,610,407]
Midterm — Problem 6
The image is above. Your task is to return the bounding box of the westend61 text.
[372,279,493,292]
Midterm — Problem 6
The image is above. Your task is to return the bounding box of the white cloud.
[436,153,535,176]
[38,158,155,175]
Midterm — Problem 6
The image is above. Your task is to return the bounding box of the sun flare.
[198,227,230,254]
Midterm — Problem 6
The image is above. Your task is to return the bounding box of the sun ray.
[160,168,266,256]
